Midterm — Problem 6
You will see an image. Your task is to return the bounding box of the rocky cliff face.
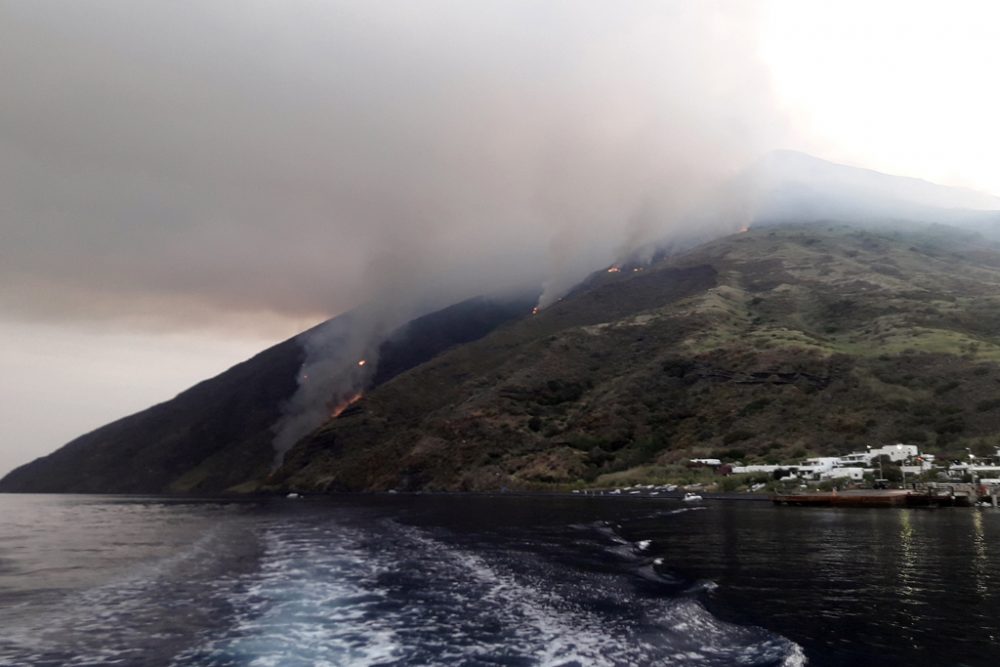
[269,223,1000,492]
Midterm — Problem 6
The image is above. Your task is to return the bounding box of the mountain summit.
[721,150,1000,229]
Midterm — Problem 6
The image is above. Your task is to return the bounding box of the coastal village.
[721,443,1000,507]
[716,443,1000,487]
[577,444,1000,507]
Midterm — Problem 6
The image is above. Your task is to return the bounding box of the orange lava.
[330,392,363,419]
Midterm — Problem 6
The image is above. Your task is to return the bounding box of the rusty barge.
[772,488,974,508]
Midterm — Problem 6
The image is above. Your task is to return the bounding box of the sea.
[0,493,997,667]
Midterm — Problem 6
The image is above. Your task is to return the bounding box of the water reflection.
[897,510,917,600]
[892,508,925,654]
[972,510,988,598]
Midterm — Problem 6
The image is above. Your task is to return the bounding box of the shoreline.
[0,489,773,502]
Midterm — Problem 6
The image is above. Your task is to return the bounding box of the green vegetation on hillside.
[273,223,1000,493]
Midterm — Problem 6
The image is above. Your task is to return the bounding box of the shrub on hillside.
[975,398,1000,412]
[723,430,753,444]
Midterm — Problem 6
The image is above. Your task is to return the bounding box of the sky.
[2,0,999,477]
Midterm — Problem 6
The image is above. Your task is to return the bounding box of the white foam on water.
[657,596,806,667]
[171,522,405,667]
[685,579,720,594]
[665,506,708,515]
[172,518,807,666]
[2,509,807,667]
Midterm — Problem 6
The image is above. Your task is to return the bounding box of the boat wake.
[1,506,806,666]
[174,516,806,666]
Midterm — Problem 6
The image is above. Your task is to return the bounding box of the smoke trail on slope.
[270,307,395,468]
[260,1,788,463]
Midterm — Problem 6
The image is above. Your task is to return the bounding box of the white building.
[728,443,929,482]
[822,467,866,481]
[795,457,841,479]
[870,444,918,462]
[837,445,917,466]
[689,458,722,467]
[948,463,1000,479]
[838,452,873,466]
[730,464,783,474]
[802,457,841,471]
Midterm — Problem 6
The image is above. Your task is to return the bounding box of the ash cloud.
[0,2,788,459]
[1,1,784,332]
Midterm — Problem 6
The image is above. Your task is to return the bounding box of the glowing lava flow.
[607,265,621,273]
[357,359,367,367]
[329,392,363,419]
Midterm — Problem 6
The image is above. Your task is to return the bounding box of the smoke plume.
[0,1,784,333]
[270,309,382,467]
[0,1,790,461]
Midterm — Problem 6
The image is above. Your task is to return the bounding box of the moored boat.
[772,489,910,507]
[773,488,976,507]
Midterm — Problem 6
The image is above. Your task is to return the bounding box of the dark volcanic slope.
[0,295,534,493]
[1,339,303,494]
[14,221,1000,496]
[272,223,1000,493]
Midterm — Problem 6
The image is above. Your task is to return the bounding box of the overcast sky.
[2,0,999,476]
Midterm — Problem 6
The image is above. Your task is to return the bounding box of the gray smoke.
[0,1,791,463]
[0,1,784,335]
[270,308,384,467]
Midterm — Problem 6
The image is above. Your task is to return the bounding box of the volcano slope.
[0,295,534,494]
[272,223,1000,492]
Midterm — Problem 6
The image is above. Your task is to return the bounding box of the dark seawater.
[0,494,997,666]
